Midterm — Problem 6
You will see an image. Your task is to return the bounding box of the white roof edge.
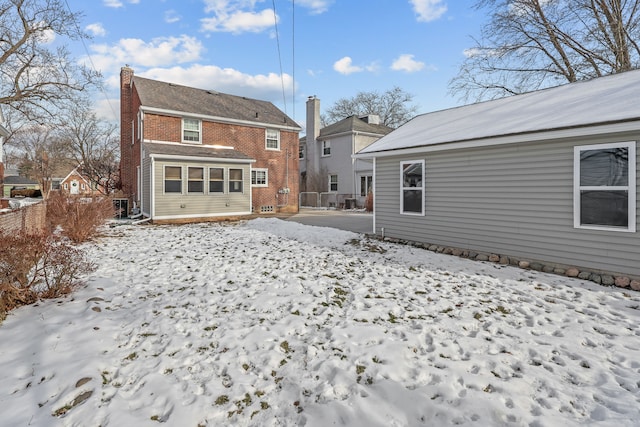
[353,120,640,159]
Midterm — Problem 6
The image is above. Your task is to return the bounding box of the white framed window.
[400,160,425,215]
[164,165,182,193]
[266,129,280,150]
[251,168,268,187]
[188,167,204,193]
[360,176,373,197]
[229,168,243,193]
[209,168,224,193]
[182,118,201,143]
[299,144,305,159]
[322,140,331,156]
[63,183,68,190]
[329,174,338,192]
[574,141,636,232]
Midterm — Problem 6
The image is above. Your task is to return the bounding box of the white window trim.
[187,166,205,194]
[266,129,280,151]
[164,165,183,195]
[322,140,331,157]
[251,168,269,187]
[182,118,202,144]
[208,167,225,194]
[400,160,425,216]
[328,174,338,192]
[229,168,244,193]
[573,141,636,232]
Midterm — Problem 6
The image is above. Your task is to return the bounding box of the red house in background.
[119,67,301,223]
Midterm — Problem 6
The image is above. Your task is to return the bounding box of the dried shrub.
[365,190,374,212]
[47,192,114,243]
[0,231,95,322]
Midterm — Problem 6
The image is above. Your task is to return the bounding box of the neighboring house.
[3,175,40,197]
[300,96,392,208]
[120,67,301,223]
[355,70,640,279]
[56,165,96,196]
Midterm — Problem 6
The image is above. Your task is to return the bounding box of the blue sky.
[65,0,486,132]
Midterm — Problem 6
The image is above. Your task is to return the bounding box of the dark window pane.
[229,181,243,193]
[188,181,204,193]
[403,163,422,187]
[209,181,223,193]
[210,168,223,180]
[229,169,242,180]
[403,190,422,213]
[580,190,628,227]
[165,180,181,193]
[165,166,181,180]
[580,148,628,186]
[188,167,203,179]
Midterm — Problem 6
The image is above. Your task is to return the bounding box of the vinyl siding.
[152,159,251,219]
[142,158,151,216]
[374,133,640,277]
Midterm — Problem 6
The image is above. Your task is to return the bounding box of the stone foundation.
[375,236,640,291]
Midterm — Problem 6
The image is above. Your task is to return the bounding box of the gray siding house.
[301,96,392,208]
[355,70,640,279]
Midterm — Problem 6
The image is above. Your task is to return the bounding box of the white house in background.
[300,96,393,208]
[355,69,640,280]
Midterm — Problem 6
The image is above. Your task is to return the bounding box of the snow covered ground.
[2,218,640,426]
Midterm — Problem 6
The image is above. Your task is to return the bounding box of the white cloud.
[409,0,447,22]
[138,64,294,103]
[86,23,106,37]
[333,57,362,75]
[88,35,204,71]
[103,0,139,8]
[296,0,332,14]
[201,9,276,33]
[201,1,277,33]
[391,54,425,72]
[164,10,181,24]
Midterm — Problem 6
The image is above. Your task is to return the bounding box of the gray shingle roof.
[133,76,300,130]
[144,142,254,161]
[319,116,393,138]
[4,176,39,185]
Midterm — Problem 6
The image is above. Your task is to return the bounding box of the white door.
[70,179,80,195]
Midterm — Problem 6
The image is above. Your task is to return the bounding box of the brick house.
[120,67,301,223]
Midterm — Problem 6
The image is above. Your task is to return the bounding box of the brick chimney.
[120,66,134,203]
[305,96,321,174]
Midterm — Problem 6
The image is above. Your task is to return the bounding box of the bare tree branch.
[450,0,640,101]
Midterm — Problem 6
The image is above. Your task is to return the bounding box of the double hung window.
[164,166,182,193]
[574,142,636,231]
[400,160,424,215]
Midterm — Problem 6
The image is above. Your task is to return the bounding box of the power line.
[63,0,119,122]
[272,0,288,115]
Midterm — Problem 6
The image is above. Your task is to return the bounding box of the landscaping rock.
[590,274,602,284]
[476,254,489,262]
[601,275,615,286]
[565,268,579,278]
[631,280,640,291]
[499,256,510,265]
[489,254,500,263]
[578,271,591,280]
[615,276,631,288]
[518,261,530,269]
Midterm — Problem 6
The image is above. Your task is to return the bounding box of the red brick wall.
[0,162,4,198]
[143,113,300,213]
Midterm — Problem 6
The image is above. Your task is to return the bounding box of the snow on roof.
[358,69,640,155]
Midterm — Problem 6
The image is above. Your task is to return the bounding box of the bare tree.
[322,87,419,129]
[11,124,67,196]
[0,0,100,122]
[56,99,120,195]
[450,0,640,101]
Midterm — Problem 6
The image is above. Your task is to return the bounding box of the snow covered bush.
[0,231,95,322]
[47,192,114,243]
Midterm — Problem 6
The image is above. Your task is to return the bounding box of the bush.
[0,231,96,322]
[47,192,114,243]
